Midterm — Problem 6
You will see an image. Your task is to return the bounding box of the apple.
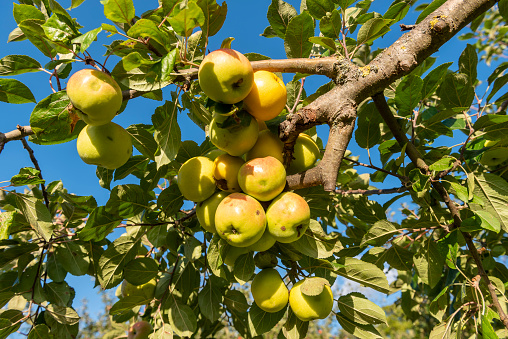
[213,154,245,192]
[209,110,259,156]
[245,129,284,163]
[251,268,289,313]
[247,228,276,252]
[266,192,310,243]
[289,278,334,321]
[288,133,321,174]
[237,156,286,201]
[223,245,249,267]
[243,70,287,121]
[67,68,123,126]
[127,321,153,339]
[76,122,132,169]
[254,251,278,269]
[205,148,226,160]
[215,193,267,247]
[257,119,268,131]
[196,191,229,233]
[198,49,254,104]
[480,147,508,167]
[177,156,216,202]
[121,278,157,300]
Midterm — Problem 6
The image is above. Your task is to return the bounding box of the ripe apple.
[67,68,123,126]
[245,129,284,163]
[480,147,508,167]
[76,122,132,169]
[257,119,268,131]
[213,154,245,192]
[177,156,216,202]
[223,245,249,267]
[127,321,153,339]
[266,192,310,243]
[288,133,321,175]
[251,268,289,313]
[247,228,276,252]
[198,49,254,104]
[209,110,259,156]
[196,191,229,233]
[121,278,157,300]
[289,278,334,321]
[243,70,287,121]
[215,193,267,247]
[237,156,286,201]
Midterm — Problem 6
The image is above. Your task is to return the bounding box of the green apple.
[288,133,321,175]
[254,251,278,269]
[196,191,229,233]
[480,147,508,167]
[245,129,284,163]
[251,268,289,313]
[213,154,245,192]
[121,278,157,300]
[127,321,153,339]
[67,68,123,126]
[266,192,310,243]
[198,48,254,104]
[205,148,226,160]
[215,193,267,247]
[289,278,334,321]
[223,245,249,267]
[209,110,259,156]
[237,156,286,201]
[247,228,276,252]
[76,122,132,169]
[177,156,216,202]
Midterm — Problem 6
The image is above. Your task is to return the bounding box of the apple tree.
[1,0,508,338]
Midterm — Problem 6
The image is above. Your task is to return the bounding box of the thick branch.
[0,126,34,155]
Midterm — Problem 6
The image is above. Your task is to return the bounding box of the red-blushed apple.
[196,191,229,233]
[215,193,266,247]
[67,68,123,126]
[288,133,321,174]
[213,153,245,192]
[177,156,216,202]
[127,320,153,339]
[237,156,286,201]
[245,129,284,163]
[266,192,310,243]
[251,268,289,313]
[243,70,287,121]
[198,49,254,104]
[209,110,259,156]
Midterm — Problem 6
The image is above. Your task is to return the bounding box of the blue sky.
[0,0,502,332]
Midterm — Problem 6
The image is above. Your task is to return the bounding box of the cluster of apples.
[177,48,332,321]
[67,69,133,170]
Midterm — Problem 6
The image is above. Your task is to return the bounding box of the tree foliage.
[0,0,508,338]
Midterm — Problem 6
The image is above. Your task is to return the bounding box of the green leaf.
[283,308,309,339]
[337,0,356,11]
[421,62,453,100]
[113,155,149,181]
[126,124,157,160]
[361,220,399,246]
[459,44,478,83]
[487,74,508,103]
[438,73,474,111]
[0,243,39,269]
[233,253,255,285]
[470,173,508,232]
[308,36,336,52]
[429,157,455,172]
[168,2,205,37]
[337,292,387,325]
[334,257,391,294]
[284,11,314,58]
[15,194,54,241]
[28,324,53,339]
[98,234,141,289]
[157,184,184,217]
[206,235,227,279]
[300,277,329,296]
[79,206,122,242]
[109,295,151,315]
[198,276,224,322]
[355,102,384,149]
[197,0,227,37]
[168,302,197,337]
[42,13,79,42]
[357,18,392,45]
[72,27,102,53]
[386,244,413,271]
[44,310,79,339]
[18,19,57,58]
[13,4,46,24]
[428,322,451,339]
[127,19,170,50]
[123,257,159,285]
[336,313,383,339]
[103,0,135,25]
[384,1,410,22]
[306,0,335,19]
[44,281,72,307]
[482,315,499,339]
[54,241,90,276]
[473,210,501,233]
[416,0,447,24]
[394,74,423,116]
[184,237,203,262]
[152,100,181,169]
[319,9,342,39]
[29,91,85,145]
[10,167,44,186]
[0,55,42,76]
[294,220,338,258]
[267,0,298,39]
[0,78,35,104]
[45,305,80,325]
[224,289,249,313]
[105,184,151,218]
[248,302,287,337]
[414,238,445,288]
[0,212,15,241]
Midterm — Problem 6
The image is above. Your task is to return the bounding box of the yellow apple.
[215,193,266,247]
[67,68,123,126]
[177,156,216,202]
[196,191,229,233]
[288,133,321,175]
[251,268,289,313]
[247,228,276,252]
[266,192,310,243]
[257,119,268,131]
[198,49,254,104]
[245,130,284,163]
[76,122,132,169]
[237,156,286,201]
[213,154,245,192]
[243,71,287,121]
[209,110,259,156]
[121,278,157,300]
[127,321,152,339]
[289,278,333,321]
[223,245,249,267]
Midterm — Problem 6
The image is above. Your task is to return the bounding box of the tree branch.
[0,126,34,155]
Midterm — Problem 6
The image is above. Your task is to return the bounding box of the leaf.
[267,0,298,39]
[361,220,399,246]
[306,0,335,19]
[78,206,122,242]
[72,27,102,53]
[421,62,453,99]
[127,124,158,160]
[470,173,508,232]
[413,238,445,288]
[300,277,329,296]
[103,0,135,25]
[113,155,149,181]
[336,313,383,339]
[224,289,249,313]
[248,302,287,337]
[124,257,159,285]
[28,324,53,339]
[105,184,151,218]
[157,184,184,217]
[283,308,309,339]
[168,2,205,37]
[19,19,57,58]
[428,322,452,339]
[334,257,391,294]
[337,292,387,325]
[487,74,508,103]
[294,220,338,259]
[429,157,455,172]
[355,102,384,149]
[98,235,141,289]
[234,252,255,285]
[394,74,423,116]
[45,305,80,325]
[0,78,35,104]
[197,0,227,38]
[54,241,90,276]
[284,11,314,59]
[0,212,15,241]
[472,210,501,233]
[44,282,72,307]
[11,168,44,186]
[459,44,478,83]
[152,100,181,169]
[15,194,54,241]
[0,243,39,269]
[127,19,170,50]
[42,13,79,42]
[416,0,447,24]
[437,73,474,111]
[168,302,197,337]
[198,276,224,322]
[386,244,413,271]
[308,36,336,52]
[0,55,41,76]
[13,4,45,24]
[109,295,152,315]
[357,18,392,46]
[206,235,227,279]
[319,9,342,39]
[482,315,499,339]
